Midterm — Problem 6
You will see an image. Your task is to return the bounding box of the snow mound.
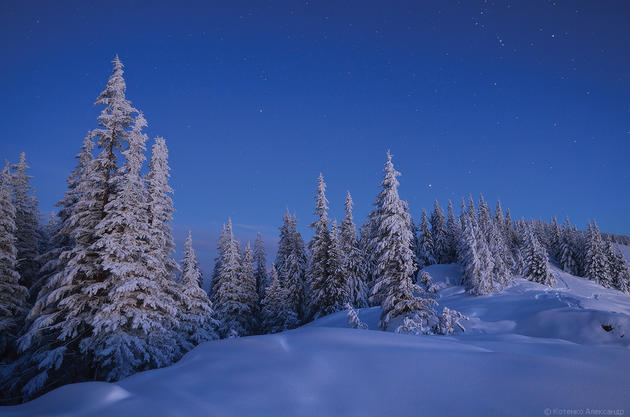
[1,383,130,417]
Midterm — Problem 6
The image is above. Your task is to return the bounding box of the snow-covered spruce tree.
[417,209,436,268]
[466,194,476,220]
[522,226,555,286]
[584,221,611,287]
[178,231,218,345]
[211,219,240,334]
[509,217,529,275]
[143,136,192,348]
[238,243,260,333]
[212,219,257,337]
[457,211,495,295]
[41,213,58,249]
[520,221,536,271]
[558,218,579,275]
[182,231,203,289]
[15,136,93,371]
[407,207,420,276]
[340,191,368,308]
[307,173,333,320]
[209,223,227,299]
[604,239,630,293]
[281,213,308,324]
[261,266,297,333]
[476,194,492,237]
[10,152,41,291]
[276,209,294,277]
[253,233,268,299]
[573,225,589,277]
[494,200,505,234]
[444,199,459,263]
[369,152,436,330]
[504,208,518,256]
[14,137,105,400]
[473,196,512,290]
[82,114,181,381]
[359,194,386,301]
[12,58,151,399]
[345,303,367,329]
[145,137,179,282]
[91,56,138,212]
[0,164,28,360]
[487,218,513,290]
[430,200,448,264]
[32,212,61,299]
[548,217,562,261]
[317,221,350,316]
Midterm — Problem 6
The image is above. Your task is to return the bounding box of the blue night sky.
[1,1,629,269]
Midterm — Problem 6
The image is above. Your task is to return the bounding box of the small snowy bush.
[433,307,468,335]
[395,311,433,335]
[346,303,368,330]
[419,271,439,295]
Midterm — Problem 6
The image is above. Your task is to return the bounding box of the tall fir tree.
[369,152,435,330]
[458,212,495,295]
[417,209,436,267]
[487,220,512,290]
[522,226,555,286]
[558,218,579,275]
[476,194,492,237]
[91,55,139,219]
[430,200,448,264]
[314,220,350,317]
[281,213,308,324]
[32,135,95,305]
[604,239,630,293]
[83,113,182,381]
[494,200,505,233]
[261,266,296,333]
[142,136,189,350]
[239,243,260,333]
[548,217,562,261]
[584,221,610,287]
[276,209,294,277]
[212,219,257,336]
[444,199,459,263]
[359,204,380,298]
[15,57,146,398]
[0,164,28,359]
[178,231,218,345]
[15,140,104,399]
[307,174,333,320]
[10,152,40,292]
[209,223,227,298]
[145,137,179,282]
[253,233,268,299]
[340,191,368,308]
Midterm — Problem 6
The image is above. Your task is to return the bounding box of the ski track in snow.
[2,247,630,417]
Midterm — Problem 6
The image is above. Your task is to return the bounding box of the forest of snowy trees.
[1,57,630,404]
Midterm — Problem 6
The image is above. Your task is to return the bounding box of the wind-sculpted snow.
[2,252,630,417]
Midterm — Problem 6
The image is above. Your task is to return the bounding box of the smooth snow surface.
[3,247,630,417]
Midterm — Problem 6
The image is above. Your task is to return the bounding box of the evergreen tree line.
[0,57,218,403]
[415,195,630,295]
[2,57,629,403]
[211,152,469,337]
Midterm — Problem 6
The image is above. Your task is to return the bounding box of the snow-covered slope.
[3,248,630,417]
